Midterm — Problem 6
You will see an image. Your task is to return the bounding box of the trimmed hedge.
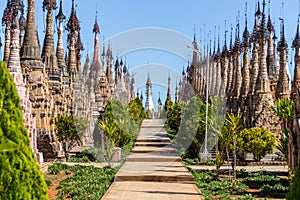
[0,61,48,199]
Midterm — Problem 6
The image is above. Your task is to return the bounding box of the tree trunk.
[233,138,237,188]
[226,144,231,182]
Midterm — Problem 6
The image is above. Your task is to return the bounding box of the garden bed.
[45,163,118,200]
[190,169,290,199]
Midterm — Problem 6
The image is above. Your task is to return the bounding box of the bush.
[48,162,70,175]
[69,156,90,163]
[240,127,276,161]
[45,178,52,187]
[237,194,256,200]
[244,172,280,189]
[260,183,289,198]
[286,161,300,200]
[71,149,97,162]
[0,62,48,199]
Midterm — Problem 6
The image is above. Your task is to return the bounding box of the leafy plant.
[69,156,90,163]
[237,194,256,200]
[240,128,276,161]
[260,183,289,198]
[174,97,207,158]
[272,99,295,160]
[70,148,97,162]
[48,162,70,175]
[56,165,118,200]
[45,178,52,187]
[244,172,280,189]
[55,115,87,161]
[286,160,300,200]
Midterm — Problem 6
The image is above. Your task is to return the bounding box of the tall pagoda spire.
[75,29,84,72]
[275,19,290,99]
[226,25,234,94]
[252,0,281,135]
[19,5,26,47]
[130,77,135,101]
[66,0,80,76]
[220,22,229,98]
[83,53,90,77]
[241,2,251,98]
[21,0,55,158]
[56,0,66,68]
[266,0,275,80]
[92,11,103,76]
[2,0,12,63]
[8,0,22,84]
[292,17,300,91]
[233,15,242,101]
[145,73,155,116]
[255,0,270,93]
[167,75,172,100]
[290,13,300,171]
[214,26,221,96]
[42,0,58,71]
[21,0,41,60]
[7,0,39,155]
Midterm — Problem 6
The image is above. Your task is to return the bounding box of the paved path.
[101,119,204,200]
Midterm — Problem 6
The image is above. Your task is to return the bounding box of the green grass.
[47,164,118,200]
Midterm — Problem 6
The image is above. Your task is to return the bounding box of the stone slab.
[101,181,204,200]
[126,153,181,162]
[135,142,170,147]
[115,161,194,182]
[132,146,175,153]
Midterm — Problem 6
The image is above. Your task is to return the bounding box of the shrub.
[69,156,90,163]
[240,127,276,161]
[286,161,300,200]
[48,163,70,175]
[244,172,280,189]
[71,148,97,162]
[260,183,289,198]
[0,61,48,199]
[45,178,52,187]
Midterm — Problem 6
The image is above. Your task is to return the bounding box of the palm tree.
[221,113,242,186]
[97,119,119,167]
[272,99,295,160]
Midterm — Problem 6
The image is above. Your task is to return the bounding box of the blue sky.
[0,0,299,105]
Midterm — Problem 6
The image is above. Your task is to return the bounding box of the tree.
[165,101,181,139]
[241,127,276,161]
[128,97,147,125]
[55,115,86,161]
[272,99,295,160]
[0,61,48,199]
[286,160,300,199]
[97,120,119,167]
[174,97,207,158]
[221,113,242,186]
[104,100,135,147]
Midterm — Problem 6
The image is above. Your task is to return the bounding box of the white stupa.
[145,73,155,117]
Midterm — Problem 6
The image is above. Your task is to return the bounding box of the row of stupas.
[179,0,300,170]
[1,0,134,160]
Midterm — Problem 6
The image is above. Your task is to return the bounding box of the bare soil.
[45,172,73,200]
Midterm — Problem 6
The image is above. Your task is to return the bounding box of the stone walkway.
[101,119,204,200]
